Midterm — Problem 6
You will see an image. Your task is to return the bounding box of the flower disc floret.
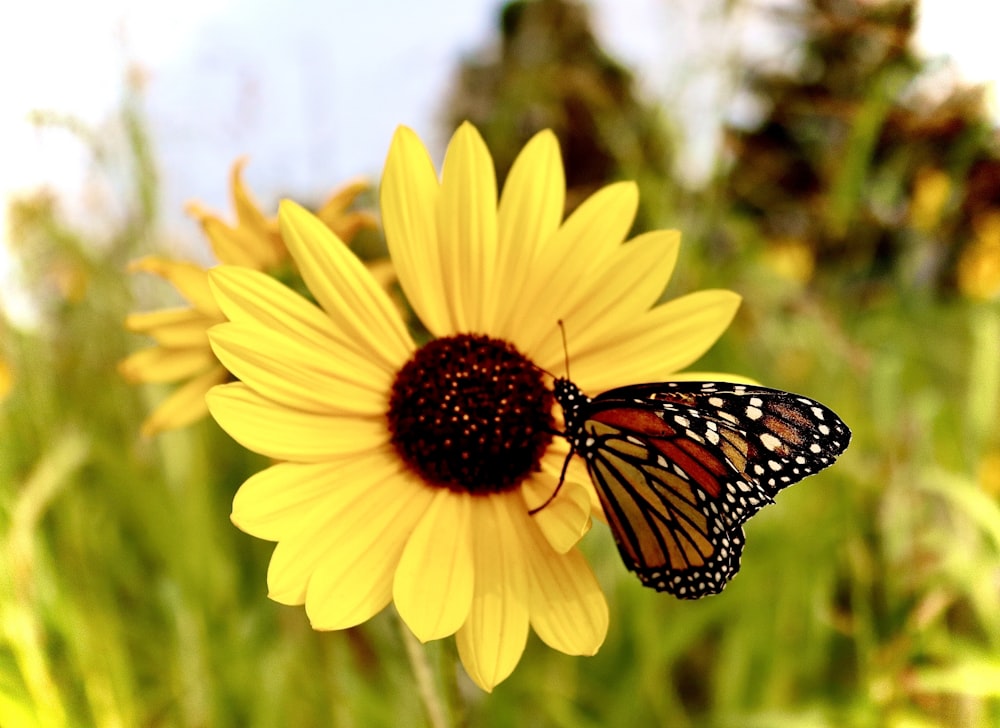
[387,334,554,494]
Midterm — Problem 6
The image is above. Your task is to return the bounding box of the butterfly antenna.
[531,361,556,379]
[557,319,570,379]
[529,320,574,516]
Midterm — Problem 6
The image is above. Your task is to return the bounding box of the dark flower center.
[387,334,554,494]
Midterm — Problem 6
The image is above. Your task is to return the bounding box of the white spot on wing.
[760,433,782,451]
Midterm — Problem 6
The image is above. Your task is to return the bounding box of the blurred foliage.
[3,2,1000,726]
[722,0,1000,297]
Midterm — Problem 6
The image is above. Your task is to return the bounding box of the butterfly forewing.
[586,388,775,531]
[599,381,852,497]
[554,378,851,599]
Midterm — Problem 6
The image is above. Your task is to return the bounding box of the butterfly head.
[552,377,589,437]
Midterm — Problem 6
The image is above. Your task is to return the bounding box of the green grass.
[2,96,999,728]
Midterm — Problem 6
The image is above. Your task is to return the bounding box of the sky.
[1,0,998,314]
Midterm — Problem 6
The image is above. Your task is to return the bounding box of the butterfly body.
[553,378,850,599]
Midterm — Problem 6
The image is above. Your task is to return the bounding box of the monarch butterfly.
[551,378,850,599]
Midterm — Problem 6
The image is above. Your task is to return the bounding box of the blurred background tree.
[723,0,1000,297]
[445,0,678,229]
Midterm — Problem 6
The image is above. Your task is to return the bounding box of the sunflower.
[120,159,375,436]
[206,123,741,691]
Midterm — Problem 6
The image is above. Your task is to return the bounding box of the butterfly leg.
[528,449,574,515]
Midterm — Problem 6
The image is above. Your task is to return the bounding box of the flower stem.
[398,614,450,728]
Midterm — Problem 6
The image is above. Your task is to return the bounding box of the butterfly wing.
[596,381,851,500]
[576,382,850,598]
[579,403,751,598]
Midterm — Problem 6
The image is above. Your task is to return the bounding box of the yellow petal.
[229,157,274,239]
[208,322,389,416]
[232,453,385,541]
[393,490,474,641]
[138,366,228,437]
[206,382,388,462]
[266,541,312,606]
[521,468,592,554]
[125,307,218,348]
[380,126,450,336]
[209,266,404,376]
[323,210,378,245]
[524,528,608,656]
[128,256,222,317]
[118,345,216,383]
[263,447,411,605]
[531,230,681,371]
[504,182,639,354]
[184,159,286,269]
[279,201,414,368]
[200,217,280,270]
[315,178,376,243]
[492,130,565,341]
[437,122,498,332]
[569,289,741,392]
[563,467,604,522]
[455,493,530,692]
[265,539,311,605]
[315,177,370,220]
[304,469,435,630]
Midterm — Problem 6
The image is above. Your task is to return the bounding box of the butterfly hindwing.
[579,399,754,597]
